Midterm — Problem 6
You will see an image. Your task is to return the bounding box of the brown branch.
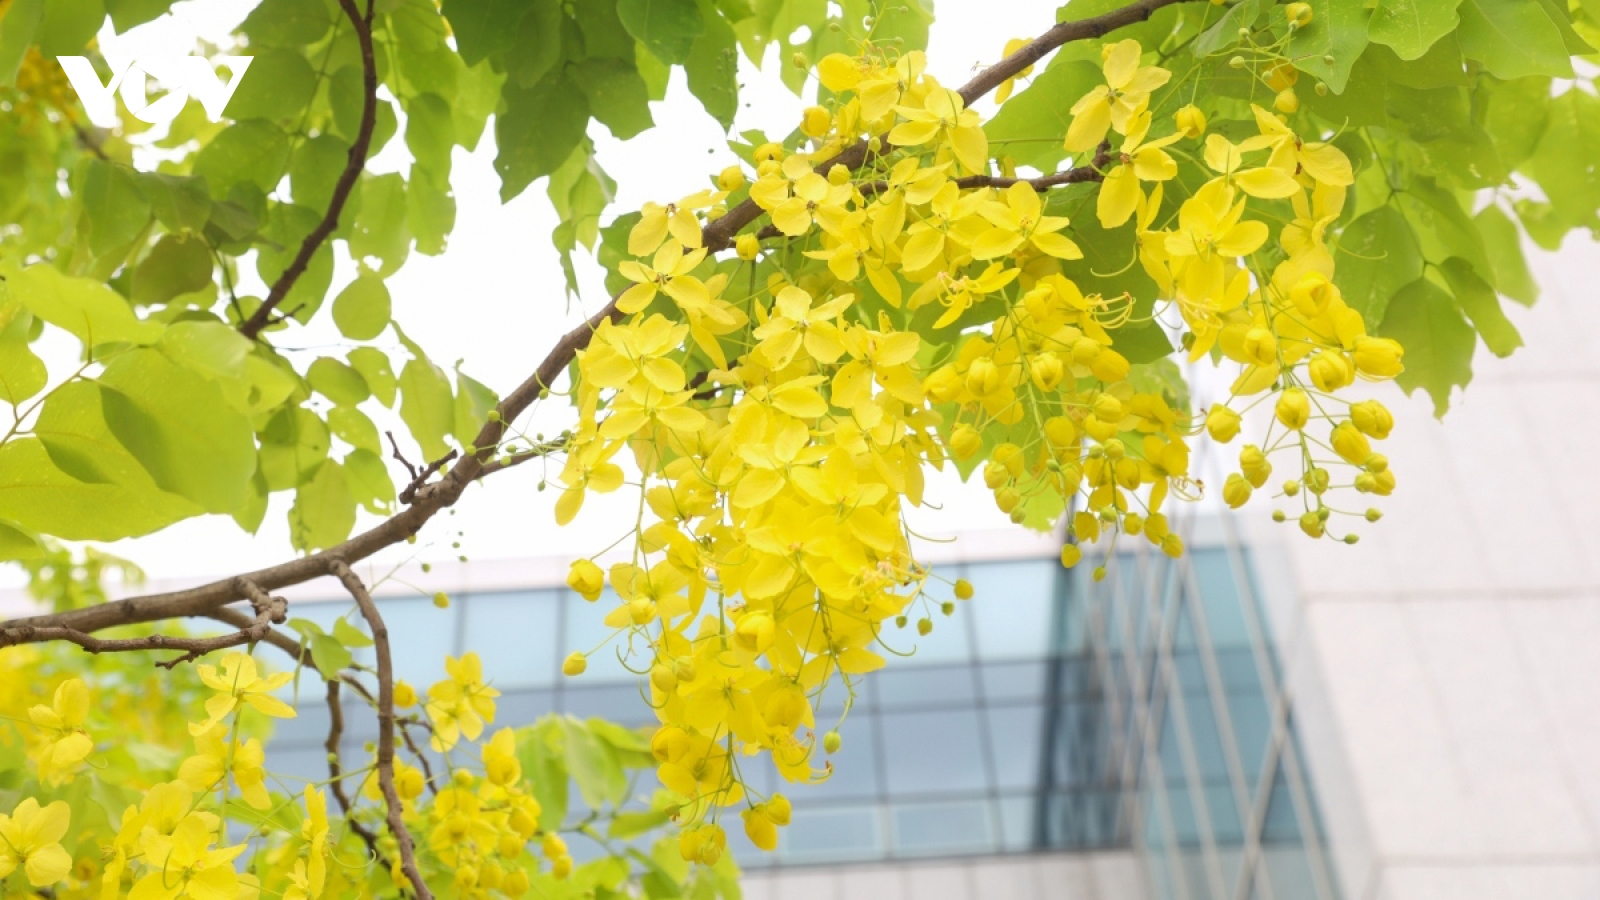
[396,716,439,796]
[0,0,1187,645]
[237,0,377,340]
[331,560,432,900]
[398,449,459,505]
[325,678,386,863]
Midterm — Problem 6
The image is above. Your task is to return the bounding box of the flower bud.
[433,591,451,609]
[1350,399,1393,439]
[1044,416,1077,448]
[954,578,975,600]
[717,165,746,192]
[993,442,1025,476]
[1070,337,1102,366]
[966,357,1002,396]
[1031,351,1065,391]
[824,730,843,753]
[827,163,851,185]
[1275,89,1299,114]
[791,51,810,69]
[1242,327,1278,366]
[1240,444,1272,488]
[1275,387,1311,430]
[1090,348,1130,383]
[1365,508,1382,522]
[562,652,587,676]
[1283,479,1301,497]
[1286,2,1313,27]
[567,559,604,601]
[1102,438,1126,461]
[1223,473,1252,509]
[949,424,982,460]
[1175,104,1207,139]
[801,105,832,138]
[767,794,792,826]
[394,680,417,708]
[1093,393,1124,423]
[1308,350,1354,392]
[983,460,1010,490]
[1160,533,1184,559]
[1060,544,1083,569]
[735,611,776,654]
[1124,512,1144,535]
[1352,337,1404,378]
[917,617,933,636]
[995,486,1022,513]
[650,664,678,694]
[1299,510,1325,538]
[743,807,779,850]
[736,233,761,260]
[1206,405,1241,443]
[754,142,784,163]
[1330,421,1372,465]
[1305,467,1330,495]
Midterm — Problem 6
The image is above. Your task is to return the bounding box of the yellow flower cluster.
[551,36,1407,857]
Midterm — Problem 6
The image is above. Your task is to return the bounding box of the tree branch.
[325,678,387,864]
[0,0,1189,643]
[238,0,378,340]
[331,559,431,900]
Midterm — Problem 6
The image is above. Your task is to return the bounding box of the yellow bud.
[628,596,655,625]
[397,766,424,799]
[1265,61,1300,92]
[717,165,746,192]
[791,51,810,70]
[767,794,792,826]
[966,357,1002,396]
[650,664,678,694]
[1044,416,1077,448]
[504,870,530,898]
[1365,508,1383,522]
[1240,444,1272,488]
[743,807,779,851]
[983,460,1010,490]
[1299,510,1325,539]
[1074,510,1101,543]
[1223,473,1252,508]
[1175,104,1207,139]
[1030,351,1065,391]
[433,591,450,609]
[800,105,832,138]
[1090,347,1131,383]
[562,652,587,677]
[736,233,761,261]
[1092,394,1123,422]
[1160,533,1184,559]
[953,578,974,600]
[949,424,982,460]
[735,611,777,654]
[1352,337,1404,378]
[566,559,605,602]
[1350,399,1394,439]
[1102,438,1125,461]
[1286,2,1313,27]
[394,680,417,708]
[1123,512,1145,536]
[1305,467,1330,495]
[917,617,933,636]
[1092,566,1108,582]
[995,486,1022,514]
[1242,327,1278,366]
[1366,452,1389,473]
[454,768,476,788]
[754,142,784,163]
[1330,421,1372,466]
[827,163,851,185]
[1275,89,1299,114]
[1308,350,1355,392]
[542,833,568,860]
[1060,544,1083,569]
[1070,337,1102,366]
[993,442,1025,476]
[1205,405,1241,443]
[824,730,843,753]
[552,856,573,879]
[1275,387,1311,431]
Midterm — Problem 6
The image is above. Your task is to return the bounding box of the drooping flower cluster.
[551,36,1405,856]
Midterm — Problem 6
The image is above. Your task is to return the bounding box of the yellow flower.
[1097,110,1183,229]
[562,651,587,676]
[128,813,245,900]
[993,37,1034,103]
[483,728,522,786]
[301,786,329,896]
[752,285,853,368]
[0,798,72,887]
[27,677,92,785]
[192,652,295,734]
[1202,133,1300,199]
[630,190,715,255]
[178,724,271,809]
[1175,104,1206,139]
[426,653,501,750]
[1249,104,1353,186]
[750,154,854,237]
[888,84,988,174]
[394,680,417,708]
[618,241,712,315]
[566,559,605,601]
[1064,39,1171,152]
[1165,181,1268,305]
[974,181,1082,259]
[1275,387,1311,430]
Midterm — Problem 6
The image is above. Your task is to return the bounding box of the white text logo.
[57,57,254,128]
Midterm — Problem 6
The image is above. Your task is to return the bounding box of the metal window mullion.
[1276,722,1339,900]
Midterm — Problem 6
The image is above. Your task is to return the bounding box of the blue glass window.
[462,590,560,689]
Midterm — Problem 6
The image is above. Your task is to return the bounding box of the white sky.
[2,2,1056,593]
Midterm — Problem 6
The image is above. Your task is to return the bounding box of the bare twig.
[325,678,386,863]
[238,0,378,340]
[398,449,459,505]
[0,0,1194,645]
[331,560,432,900]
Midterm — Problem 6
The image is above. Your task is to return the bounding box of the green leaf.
[573,59,655,140]
[1287,0,1371,93]
[135,172,213,233]
[289,134,351,211]
[440,0,528,64]
[0,303,47,406]
[515,721,569,830]
[387,0,463,97]
[310,632,353,673]
[1334,205,1425,326]
[348,347,397,406]
[453,369,498,449]
[399,356,455,460]
[103,0,174,31]
[2,261,163,347]
[35,0,105,55]
[496,73,591,202]
[452,60,503,152]
[1472,205,1537,308]
[0,520,45,562]
[35,381,195,506]
[291,461,356,551]
[260,407,330,492]
[1480,74,1550,171]
[224,49,319,121]
[1368,0,1463,59]
[332,274,392,341]
[349,173,412,276]
[233,470,268,534]
[344,448,396,513]
[308,357,370,406]
[504,0,563,87]
[1521,88,1600,234]
[1377,276,1475,417]
[985,60,1100,172]
[240,0,334,46]
[81,160,153,257]
[684,3,739,128]
[618,0,705,64]
[409,167,457,256]
[1193,0,1264,58]
[157,320,252,384]
[404,92,456,177]
[561,717,628,808]
[0,439,198,540]
[131,234,213,305]
[328,405,382,454]
[1393,177,1491,279]
[1438,257,1521,358]
[1455,0,1572,79]
[0,0,43,85]
[609,809,672,840]
[333,616,374,648]
[98,348,258,513]
[194,120,292,194]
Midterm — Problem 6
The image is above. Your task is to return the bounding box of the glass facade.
[269,525,1338,899]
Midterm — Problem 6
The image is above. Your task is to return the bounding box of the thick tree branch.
[0,0,1188,643]
[332,560,431,900]
[238,0,377,340]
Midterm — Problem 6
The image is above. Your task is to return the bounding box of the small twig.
[386,431,419,482]
[395,717,439,796]
[330,559,432,900]
[472,437,566,480]
[238,0,378,340]
[325,679,386,863]
[398,449,459,505]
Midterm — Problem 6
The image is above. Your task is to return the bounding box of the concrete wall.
[740,851,1147,900]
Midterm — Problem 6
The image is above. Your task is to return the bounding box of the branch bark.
[238,0,378,340]
[331,560,431,900]
[0,0,1194,643]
